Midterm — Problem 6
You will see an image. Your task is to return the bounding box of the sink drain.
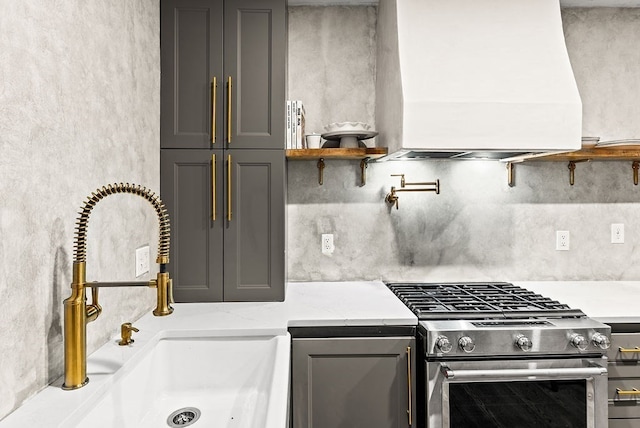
[167,407,201,427]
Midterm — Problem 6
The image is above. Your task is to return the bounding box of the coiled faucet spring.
[73,182,170,264]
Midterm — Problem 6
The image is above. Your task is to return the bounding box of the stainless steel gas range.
[386,282,611,428]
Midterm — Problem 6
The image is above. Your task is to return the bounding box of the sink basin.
[66,334,290,428]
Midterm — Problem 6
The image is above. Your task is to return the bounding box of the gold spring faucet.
[62,183,173,390]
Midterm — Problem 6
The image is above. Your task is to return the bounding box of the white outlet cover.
[556,231,570,251]
[321,234,334,255]
[611,223,625,244]
[135,245,150,277]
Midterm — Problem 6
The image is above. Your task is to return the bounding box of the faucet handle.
[86,285,102,322]
[118,322,139,346]
[385,187,400,210]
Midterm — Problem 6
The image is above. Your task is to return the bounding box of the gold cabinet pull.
[211,77,217,144]
[619,347,640,353]
[407,346,412,426]
[617,388,640,396]
[211,154,216,221]
[227,154,232,221]
[227,76,232,144]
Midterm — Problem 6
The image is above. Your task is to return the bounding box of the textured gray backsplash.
[0,0,160,419]
[287,6,640,282]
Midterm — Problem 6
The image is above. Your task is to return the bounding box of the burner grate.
[386,282,585,320]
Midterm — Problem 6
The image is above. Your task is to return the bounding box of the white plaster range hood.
[375,0,582,160]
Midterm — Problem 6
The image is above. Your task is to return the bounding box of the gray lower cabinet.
[160,0,286,150]
[607,329,640,428]
[291,336,416,428]
[160,149,285,302]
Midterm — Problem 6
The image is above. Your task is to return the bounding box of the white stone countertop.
[1,280,417,427]
[5,279,640,427]
[515,281,640,324]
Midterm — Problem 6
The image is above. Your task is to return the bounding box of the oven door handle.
[441,364,607,380]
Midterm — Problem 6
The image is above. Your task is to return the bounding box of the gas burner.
[386,282,585,320]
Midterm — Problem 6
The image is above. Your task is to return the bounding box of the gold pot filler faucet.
[62,183,174,390]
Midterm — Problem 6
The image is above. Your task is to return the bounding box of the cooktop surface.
[386,282,585,320]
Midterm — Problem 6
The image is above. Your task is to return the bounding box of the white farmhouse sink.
[66,334,290,428]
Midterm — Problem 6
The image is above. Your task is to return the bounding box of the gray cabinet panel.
[161,150,224,301]
[225,0,286,149]
[224,150,285,301]
[160,0,285,302]
[609,419,640,428]
[608,331,640,426]
[292,336,416,428]
[161,0,223,148]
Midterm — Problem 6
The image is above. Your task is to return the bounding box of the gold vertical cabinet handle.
[407,346,412,426]
[227,76,232,144]
[227,154,232,221]
[211,154,216,221]
[211,77,217,144]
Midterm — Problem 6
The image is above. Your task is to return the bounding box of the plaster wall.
[287,7,640,282]
[0,0,160,419]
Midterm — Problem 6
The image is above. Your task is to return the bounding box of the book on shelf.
[297,101,306,149]
[285,100,306,149]
[285,100,292,149]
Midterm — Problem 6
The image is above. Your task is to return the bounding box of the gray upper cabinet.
[291,336,417,428]
[161,0,286,150]
[160,0,286,302]
[161,149,285,302]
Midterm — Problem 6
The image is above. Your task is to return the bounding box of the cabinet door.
[161,0,224,149]
[292,337,417,428]
[224,0,286,149]
[223,149,285,301]
[160,149,224,301]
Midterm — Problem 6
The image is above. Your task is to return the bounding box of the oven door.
[426,357,608,428]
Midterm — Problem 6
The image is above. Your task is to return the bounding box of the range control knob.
[458,336,476,353]
[592,333,611,350]
[435,336,453,354]
[515,334,533,352]
[570,334,589,351]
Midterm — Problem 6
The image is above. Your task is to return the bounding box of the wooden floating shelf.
[285,147,388,186]
[519,146,640,162]
[504,144,640,187]
[286,147,388,160]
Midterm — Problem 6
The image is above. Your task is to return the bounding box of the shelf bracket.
[633,161,639,185]
[360,158,369,187]
[507,162,515,187]
[317,158,325,185]
[568,160,589,186]
[568,161,576,186]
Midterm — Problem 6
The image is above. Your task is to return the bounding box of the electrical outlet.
[611,223,625,244]
[135,245,150,277]
[321,234,334,255]
[556,231,570,251]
